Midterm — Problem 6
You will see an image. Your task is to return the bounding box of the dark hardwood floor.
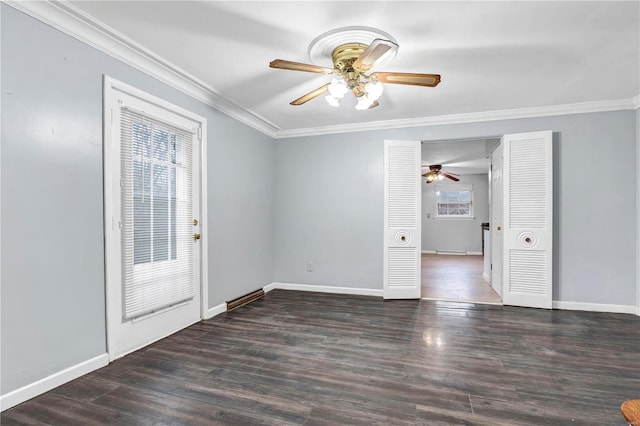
[3,290,639,425]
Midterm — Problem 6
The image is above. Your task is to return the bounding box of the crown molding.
[5,1,638,140]
[4,0,279,137]
[274,97,639,139]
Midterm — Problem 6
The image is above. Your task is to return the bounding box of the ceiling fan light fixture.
[364,80,384,101]
[328,77,348,98]
[325,95,340,107]
[271,26,440,109]
[355,95,375,110]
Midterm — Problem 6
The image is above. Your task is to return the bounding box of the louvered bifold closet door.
[120,108,195,319]
[383,140,421,299]
[502,131,553,309]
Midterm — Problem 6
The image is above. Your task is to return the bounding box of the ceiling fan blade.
[270,59,334,74]
[441,172,460,182]
[369,100,380,109]
[421,171,437,178]
[290,84,330,106]
[372,72,441,87]
[353,39,399,71]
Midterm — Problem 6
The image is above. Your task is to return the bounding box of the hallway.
[421,253,501,304]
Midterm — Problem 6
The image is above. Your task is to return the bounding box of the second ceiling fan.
[422,165,460,183]
[270,36,441,110]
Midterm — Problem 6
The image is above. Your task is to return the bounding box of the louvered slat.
[509,139,548,229]
[387,146,418,228]
[388,247,418,287]
[509,250,547,294]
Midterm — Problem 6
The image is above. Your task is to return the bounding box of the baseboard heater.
[226,289,265,312]
[436,250,466,255]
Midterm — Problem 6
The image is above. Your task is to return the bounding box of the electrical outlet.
[306,262,313,272]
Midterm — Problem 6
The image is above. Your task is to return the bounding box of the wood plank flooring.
[422,254,501,304]
[3,290,639,425]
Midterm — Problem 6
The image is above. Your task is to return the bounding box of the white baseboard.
[204,302,227,319]
[466,251,483,256]
[482,272,491,283]
[267,282,383,297]
[421,250,436,254]
[0,353,109,412]
[552,301,638,315]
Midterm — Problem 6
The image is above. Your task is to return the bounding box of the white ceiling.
[67,1,639,136]
[422,138,499,175]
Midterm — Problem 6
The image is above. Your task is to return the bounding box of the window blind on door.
[120,108,195,319]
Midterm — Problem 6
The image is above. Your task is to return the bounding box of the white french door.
[104,77,206,360]
[502,131,553,308]
[383,140,421,299]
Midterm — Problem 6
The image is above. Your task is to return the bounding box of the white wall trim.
[421,250,437,254]
[466,251,483,256]
[636,104,640,315]
[4,0,279,137]
[274,98,639,139]
[204,302,227,320]
[631,94,640,109]
[0,354,109,412]
[267,282,383,297]
[552,301,638,315]
[482,272,491,283]
[199,112,210,320]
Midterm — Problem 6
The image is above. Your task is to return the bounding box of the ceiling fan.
[422,165,460,183]
[269,37,441,110]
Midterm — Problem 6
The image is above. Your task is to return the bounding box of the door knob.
[193,233,201,240]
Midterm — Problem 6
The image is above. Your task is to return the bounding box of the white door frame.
[490,143,503,297]
[414,133,553,307]
[103,76,208,360]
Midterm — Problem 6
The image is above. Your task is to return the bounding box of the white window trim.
[434,183,475,220]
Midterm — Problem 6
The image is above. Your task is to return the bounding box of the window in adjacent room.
[435,184,474,218]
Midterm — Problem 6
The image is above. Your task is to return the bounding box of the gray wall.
[421,173,489,253]
[274,134,382,289]
[1,5,274,395]
[274,110,637,307]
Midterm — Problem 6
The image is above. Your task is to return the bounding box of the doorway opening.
[420,137,501,304]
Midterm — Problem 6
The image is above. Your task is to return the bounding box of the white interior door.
[490,144,503,296]
[104,77,205,360]
[502,130,553,308]
[383,140,421,299]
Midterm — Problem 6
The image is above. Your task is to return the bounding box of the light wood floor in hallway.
[421,253,501,304]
